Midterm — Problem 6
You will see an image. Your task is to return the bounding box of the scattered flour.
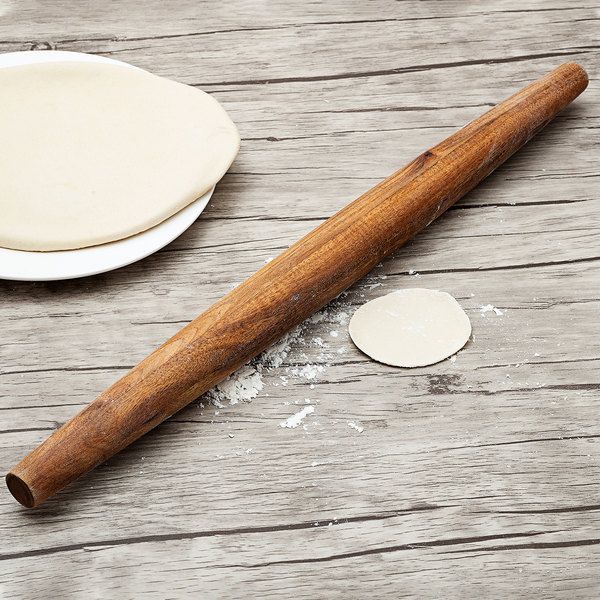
[480,304,504,316]
[206,365,264,407]
[348,421,364,433]
[204,304,348,408]
[332,311,349,325]
[308,311,327,325]
[289,364,325,380]
[260,325,305,369]
[280,405,315,428]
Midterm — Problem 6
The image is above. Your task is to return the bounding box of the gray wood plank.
[0,0,599,598]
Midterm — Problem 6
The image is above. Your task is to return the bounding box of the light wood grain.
[0,0,599,597]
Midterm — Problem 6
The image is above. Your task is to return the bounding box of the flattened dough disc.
[0,61,240,251]
[349,288,471,367]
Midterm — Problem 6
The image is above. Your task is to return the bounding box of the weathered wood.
[7,62,588,508]
[0,0,599,597]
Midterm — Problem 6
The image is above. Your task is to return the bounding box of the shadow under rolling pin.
[6,62,588,508]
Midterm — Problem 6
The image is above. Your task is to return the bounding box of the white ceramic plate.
[0,51,214,281]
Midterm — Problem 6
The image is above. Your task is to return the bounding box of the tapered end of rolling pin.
[5,62,589,508]
[6,473,35,508]
[552,62,588,96]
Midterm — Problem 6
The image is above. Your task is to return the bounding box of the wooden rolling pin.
[6,63,588,507]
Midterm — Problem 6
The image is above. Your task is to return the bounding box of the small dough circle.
[348,288,471,367]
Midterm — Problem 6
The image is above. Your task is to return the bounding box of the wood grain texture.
[7,62,588,508]
[0,0,599,597]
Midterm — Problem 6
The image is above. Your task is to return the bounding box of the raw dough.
[0,62,240,251]
[348,288,471,367]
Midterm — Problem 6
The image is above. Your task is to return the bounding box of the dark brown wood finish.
[6,62,588,508]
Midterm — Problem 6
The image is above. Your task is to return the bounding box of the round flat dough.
[0,61,240,251]
[349,288,471,367]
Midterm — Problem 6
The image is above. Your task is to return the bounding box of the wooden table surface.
[1,1,599,598]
